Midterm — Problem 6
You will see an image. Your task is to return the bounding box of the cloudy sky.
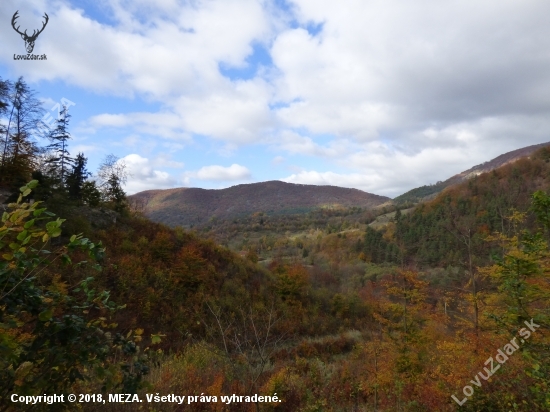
[1,0,550,196]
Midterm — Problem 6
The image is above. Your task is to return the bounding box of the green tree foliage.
[66,153,91,201]
[393,181,449,205]
[104,174,128,213]
[362,226,400,264]
[0,182,159,407]
[480,194,550,409]
[97,154,128,213]
[365,151,550,270]
[81,180,102,207]
[0,77,10,113]
[45,105,74,186]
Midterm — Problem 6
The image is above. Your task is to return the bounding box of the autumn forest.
[1,76,550,411]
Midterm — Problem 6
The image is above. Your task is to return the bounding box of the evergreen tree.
[66,152,90,201]
[104,174,128,213]
[46,105,74,187]
[81,181,101,207]
[97,154,129,213]
[2,131,40,193]
[0,77,10,116]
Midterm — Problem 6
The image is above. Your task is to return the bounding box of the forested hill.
[394,141,550,204]
[130,180,390,227]
[5,75,550,411]
[363,146,550,268]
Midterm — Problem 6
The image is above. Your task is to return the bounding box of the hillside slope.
[367,146,550,268]
[394,141,550,204]
[130,180,390,227]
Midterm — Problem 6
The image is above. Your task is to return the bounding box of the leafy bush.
[0,181,158,408]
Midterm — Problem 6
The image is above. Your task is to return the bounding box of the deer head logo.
[11,11,49,54]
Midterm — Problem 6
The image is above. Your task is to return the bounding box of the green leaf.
[24,219,35,229]
[1,212,8,222]
[151,334,165,344]
[46,221,58,231]
[38,309,53,321]
[27,180,38,189]
[2,253,13,261]
[17,230,28,241]
[22,188,31,197]
[50,228,62,238]
[33,208,46,217]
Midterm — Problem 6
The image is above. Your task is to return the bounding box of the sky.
[1,0,550,197]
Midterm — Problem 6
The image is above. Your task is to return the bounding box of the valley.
[2,92,550,411]
[4,2,550,410]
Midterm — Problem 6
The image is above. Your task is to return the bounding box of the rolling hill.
[130,180,390,227]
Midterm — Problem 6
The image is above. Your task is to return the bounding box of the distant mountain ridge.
[393,141,550,204]
[131,142,550,227]
[131,180,390,227]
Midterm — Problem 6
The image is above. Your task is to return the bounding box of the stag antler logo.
[11,11,49,54]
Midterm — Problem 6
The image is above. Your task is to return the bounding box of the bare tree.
[442,202,482,332]
[1,78,43,188]
[202,302,286,410]
[96,154,129,212]
[96,154,128,188]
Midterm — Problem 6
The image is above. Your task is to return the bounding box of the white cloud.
[195,164,251,181]
[173,79,274,143]
[89,112,192,141]
[270,0,550,146]
[1,0,272,95]
[4,0,550,197]
[121,154,177,194]
[282,144,488,197]
[282,171,381,191]
[276,131,352,158]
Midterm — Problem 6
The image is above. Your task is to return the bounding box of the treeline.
[362,148,550,268]
[392,180,449,205]
[0,76,126,212]
[3,73,550,411]
[197,205,380,254]
[1,179,375,410]
[83,187,550,411]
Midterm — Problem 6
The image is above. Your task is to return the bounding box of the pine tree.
[46,105,74,187]
[81,181,101,207]
[97,154,129,213]
[0,77,10,115]
[104,174,128,213]
[66,153,91,201]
